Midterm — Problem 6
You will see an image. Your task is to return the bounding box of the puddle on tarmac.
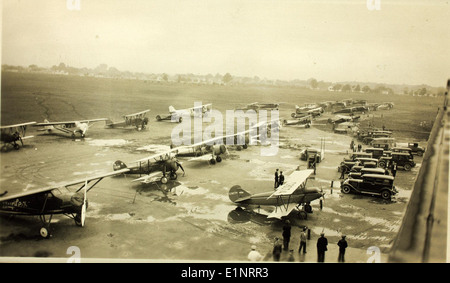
[88,139,131,147]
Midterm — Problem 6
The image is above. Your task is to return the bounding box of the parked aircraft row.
[0,104,215,151]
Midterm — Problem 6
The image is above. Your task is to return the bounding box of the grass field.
[1,71,442,142]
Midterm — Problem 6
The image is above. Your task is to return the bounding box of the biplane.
[283,115,312,127]
[333,106,368,114]
[35,118,108,138]
[175,136,230,165]
[228,169,324,220]
[295,105,323,117]
[328,114,360,124]
[0,121,36,150]
[105,109,150,131]
[155,103,212,123]
[113,148,184,184]
[235,102,279,112]
[0,168,129,238]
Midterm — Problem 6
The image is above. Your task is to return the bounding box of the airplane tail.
[113,160,127,171]
[169,105,176,113]
[229,185,251,203]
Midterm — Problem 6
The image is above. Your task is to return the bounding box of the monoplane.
[35,118,108,138]
[0,169,129,238]
[105,109,150,131]
[155,103,212,123]
[0,121,36,150]
[228,169,324,219]
[235,102,279,112]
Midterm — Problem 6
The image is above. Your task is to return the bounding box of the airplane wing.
[267,205,298,219]
[132,171,163,184]
[135,148,179,163]
[0,121,37,130]
[123,109,150,119]
[35,118,108,126]
[0,168,129,202]
[269,169,314,198]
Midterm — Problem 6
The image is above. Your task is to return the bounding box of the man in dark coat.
[337,235,348,262]
[282,220,292,251]
[316,233,328,262]
[391,162,397,177]
[272,237,282,261]
[274,169,279,189]
[278,171,285,186]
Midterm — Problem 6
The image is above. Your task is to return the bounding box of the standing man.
[282,220,292,251]
[272,237,282,261]
[337,235,348,263]
[340,164,348,179]
[247,245,264,262]
[316,232,328,262]
[279,171,285,186]
[391,162,397,177]
[274,168,279,189]
[298,227,307,254]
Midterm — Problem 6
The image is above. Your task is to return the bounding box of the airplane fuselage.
[0,190,84,216]
[234,187,322,207]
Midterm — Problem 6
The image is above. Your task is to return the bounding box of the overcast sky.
[2,0,449,86]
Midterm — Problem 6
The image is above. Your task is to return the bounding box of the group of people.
[248,225,349,263]
[274,168,285,189]
[350,140,362,152]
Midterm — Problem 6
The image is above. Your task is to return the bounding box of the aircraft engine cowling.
[213,144,227,155]
[165,160,179,173]
[113,160,127,171]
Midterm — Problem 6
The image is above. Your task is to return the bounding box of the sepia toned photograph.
[1,0,448,266]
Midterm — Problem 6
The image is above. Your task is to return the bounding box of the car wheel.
[341,185,352,194]
[404,164,412,171]
[380,189,391,200]
[379,161,386,168]
[417,151,423,157]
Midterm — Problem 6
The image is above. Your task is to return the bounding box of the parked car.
[300,148,322,163]
[379,152,416,171]
[396,142,425,156]
[340,174,398,200]
[364,148,385,159]
[390,147,414,158]
[343,152,373,162]
[347,167,389,179]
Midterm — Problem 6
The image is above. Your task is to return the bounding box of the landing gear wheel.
[216,156,222,163]
[178,117,183,123]
[209,159,216,165]
[40,227,50,238]
[161,176,168,184]
[71,133,76,139]
[74,214,83,227]
[170,172,178,180]
[243,144,248,149]
[13,144,20,150]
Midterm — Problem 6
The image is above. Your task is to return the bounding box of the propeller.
[81,179,87,227]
